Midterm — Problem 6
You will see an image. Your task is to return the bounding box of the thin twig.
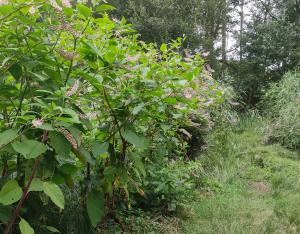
[65,18,92,85]
[103,88,124,141]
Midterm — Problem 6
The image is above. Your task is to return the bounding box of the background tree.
[226,0,300,106]
[108,0,232,76]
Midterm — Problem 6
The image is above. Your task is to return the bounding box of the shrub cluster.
[262,72,300,149]
[0,1,234,233]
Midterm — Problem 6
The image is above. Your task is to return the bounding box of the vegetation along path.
[183,117,300,234]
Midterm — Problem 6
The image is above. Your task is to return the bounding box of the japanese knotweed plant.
[0,0,226,233]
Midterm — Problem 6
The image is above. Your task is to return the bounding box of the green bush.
[262,71,300,149]
[0,1,233,233]
[135,160,202,211]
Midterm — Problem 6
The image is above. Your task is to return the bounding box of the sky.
[226,1,254,59]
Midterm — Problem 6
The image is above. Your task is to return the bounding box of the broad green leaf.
[65,125,82,147]
[0,5,13,16]
[132,103,144,115]
[12,140,47,159]
[104,52,115,64]
[129,152,146,177]
[29,178,43,192]
[0,85,19,97]
[160,43,167,53]
[43,68,62,85]
[122,129,149,150]
[103,166,117,183]
[43,182,65,209]
[49,132,71,158]
[0,129,18,148]
[63,7,74,17]
[143,80,157,88]
[64,175,75,189]
[30,72,49,82]
[54,117,79,124]
[164,97,177,105]
[87,190,105,227]
[19,218,34,234]
[0,180,22,205]
[37,123,54,131]
[183,71,194,81]
[44,225,60,233]
[92,141,109,157]
[96,4,116,12]
[59,164,78,176]
[77,4,92,18]
[8,63,22,81]
[72,146,95,165]
[79,72,102,91]
[62,108,80,123]
[52,173,65,185]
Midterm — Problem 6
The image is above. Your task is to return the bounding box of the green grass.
[182,117,300,234]
[119,117,300,233]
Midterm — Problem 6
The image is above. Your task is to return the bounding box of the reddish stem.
[4,131,48,234]
[3,158,40,234]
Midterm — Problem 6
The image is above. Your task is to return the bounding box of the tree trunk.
[264,0,271,22]
[221,0,227,76]
[239,0,245,62]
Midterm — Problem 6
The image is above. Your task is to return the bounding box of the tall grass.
[182,116,300,234]
[262,71,300,149]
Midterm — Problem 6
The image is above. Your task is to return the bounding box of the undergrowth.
[182,115,300,234]
[262,71,300,149]
[122,115,300,233]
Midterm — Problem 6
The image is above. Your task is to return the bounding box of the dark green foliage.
[108,0,228,52]
[229,0,300,106]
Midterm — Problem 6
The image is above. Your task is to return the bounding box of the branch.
[3,158,40,234]
[0,4,34,22]
[258,0,280,22]
[103,88,124,141]
[65,18,92,85]
[3,131,48,234]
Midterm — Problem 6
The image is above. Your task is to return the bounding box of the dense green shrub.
[262,71,300,149]
[0,1,233,233]
[134,160,202,211]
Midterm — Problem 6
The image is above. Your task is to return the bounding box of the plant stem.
[3,158,41,234]
[3,131,48,234]
[64,18,91,85]
[103,88,124,141]
[103,88,128,160]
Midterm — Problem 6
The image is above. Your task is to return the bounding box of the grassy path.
[182,118,300,234]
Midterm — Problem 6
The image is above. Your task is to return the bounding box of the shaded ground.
[182,117,300,234]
